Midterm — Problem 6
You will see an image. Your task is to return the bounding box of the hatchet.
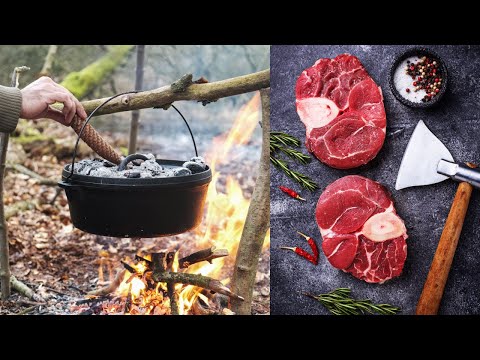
[396,120,480,315]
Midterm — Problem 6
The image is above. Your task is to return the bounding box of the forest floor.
[0,120,269,315]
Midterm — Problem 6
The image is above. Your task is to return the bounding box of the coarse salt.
[393,56,426,103]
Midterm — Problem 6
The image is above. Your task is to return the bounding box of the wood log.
[10,275,45,303]
[166,251,179,315]
[230,88,270,314]
[178,247,228,269]
[76,69,270,117]
[152,271,244,301]
[7,163,57,186]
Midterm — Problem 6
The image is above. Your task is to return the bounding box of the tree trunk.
[38,45,58,77]
[128,45,145,154]
[230,88,270,314]
[60,45,134,99]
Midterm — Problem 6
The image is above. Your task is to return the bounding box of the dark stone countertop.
[270,45,480,315]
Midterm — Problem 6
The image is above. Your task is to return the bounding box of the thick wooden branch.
[178,247,228,269]
[7,163,57,186]
[5,200,36,220]
[152,271,244,301]
[230,88,270,314]
[10,276,45,303]
[79,69,270,117]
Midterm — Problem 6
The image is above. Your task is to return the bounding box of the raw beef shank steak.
[296,54,386,169]
[316,175,408,283]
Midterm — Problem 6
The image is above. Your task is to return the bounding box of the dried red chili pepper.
[279,186,305,201]
[297,231,319,261]
[280,246,317,265]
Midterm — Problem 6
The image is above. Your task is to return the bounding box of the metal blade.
[395,120,454,190]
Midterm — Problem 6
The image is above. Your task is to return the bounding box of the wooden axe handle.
[416,181,473,315]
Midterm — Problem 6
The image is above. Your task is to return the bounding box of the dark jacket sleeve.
[0,85,22,133]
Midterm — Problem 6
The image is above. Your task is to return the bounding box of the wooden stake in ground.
[128,45,145,155]
[0,130,10,299]
[230,88,270,315]
[0,66,29,299]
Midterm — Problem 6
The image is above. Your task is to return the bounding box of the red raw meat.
[296,54,386,169]
[316,175,408,283]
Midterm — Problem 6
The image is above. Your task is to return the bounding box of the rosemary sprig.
[270,156,318,191]
[270,131,301,147]
[270,141,311,165]
[304,288,401,315]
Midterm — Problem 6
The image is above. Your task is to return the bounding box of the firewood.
[166,251,178,315]
[178,247,228,269]
[152,271,244,301]
[10,276,45,303]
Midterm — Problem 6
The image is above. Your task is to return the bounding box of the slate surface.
[270,45,480,315]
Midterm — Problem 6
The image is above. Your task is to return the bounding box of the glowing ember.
[98,93,269,315]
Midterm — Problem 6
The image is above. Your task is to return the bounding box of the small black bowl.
[388,47,448,108]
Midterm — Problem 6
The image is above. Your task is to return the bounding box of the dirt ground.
[0,121,269,315]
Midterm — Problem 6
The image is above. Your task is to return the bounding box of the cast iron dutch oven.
[58,92,212,238]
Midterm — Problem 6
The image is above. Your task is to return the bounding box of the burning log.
[124,284,133,314]
[149,252,179,315]
[191,295,217,315]
[178,247,228,269]
[120,261,138,275]
[152,271,244,301]
[135,254,151,266]
[166,252,179,315]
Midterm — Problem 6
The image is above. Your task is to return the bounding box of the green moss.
[61,45,133,99]
[11,120,50,144]
[13,133,49,145]
[119,146,129,157]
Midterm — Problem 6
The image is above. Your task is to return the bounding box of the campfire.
[88,93,269,315]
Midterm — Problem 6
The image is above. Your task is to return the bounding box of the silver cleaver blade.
[395,120,454,190]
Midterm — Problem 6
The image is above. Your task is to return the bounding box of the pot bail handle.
[67,91,138,181]
[117,154,149,171]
